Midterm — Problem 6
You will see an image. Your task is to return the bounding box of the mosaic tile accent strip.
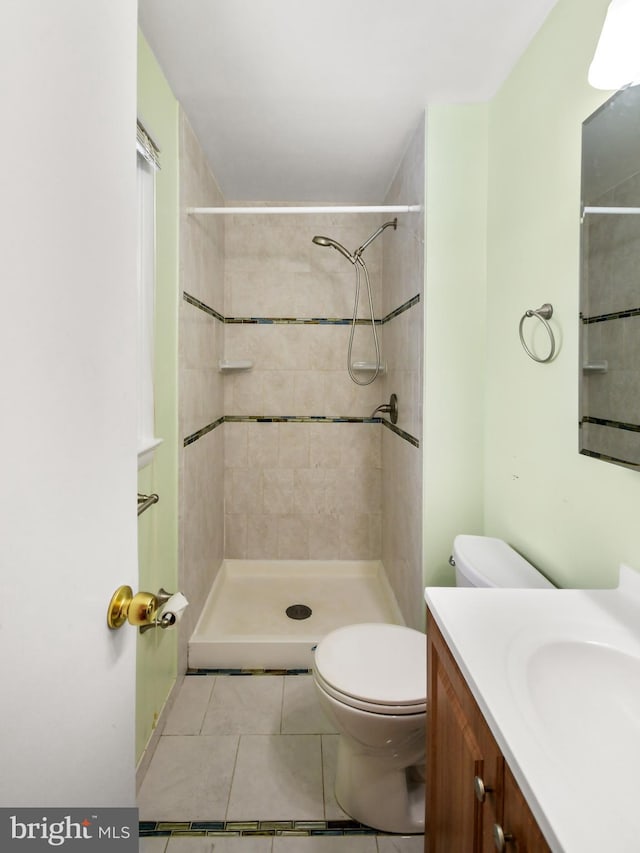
[184,415,420,448]
[183,291,420,326]
[581,416,640,432]
[225,316,374,325]
[139,819,382,839]
[187,667,312,676]
[183,416,224,447]
[381,293,420,323]
[224,415,380,424]
[581,306,640,323]
[183,291,224,323]
[382,419,420,448]
[579,447,640,467]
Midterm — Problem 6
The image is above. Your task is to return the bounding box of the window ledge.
[138,437,163,470]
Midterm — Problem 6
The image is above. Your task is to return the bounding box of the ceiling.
[138,0,560,203]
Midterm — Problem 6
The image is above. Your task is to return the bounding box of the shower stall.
[179,113,425,671]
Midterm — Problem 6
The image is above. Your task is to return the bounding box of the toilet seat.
[313,623,427,716]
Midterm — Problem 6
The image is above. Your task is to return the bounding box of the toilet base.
[334,737,425,834]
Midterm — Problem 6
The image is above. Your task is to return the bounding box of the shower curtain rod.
[186,204,421,215]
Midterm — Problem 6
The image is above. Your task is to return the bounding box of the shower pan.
[188,559,404,670]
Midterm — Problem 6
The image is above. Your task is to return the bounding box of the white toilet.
[312,534,554,834]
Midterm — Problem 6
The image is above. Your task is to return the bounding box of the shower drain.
[285,603,312,620]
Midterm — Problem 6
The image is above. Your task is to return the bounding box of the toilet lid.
[314,623,427,709]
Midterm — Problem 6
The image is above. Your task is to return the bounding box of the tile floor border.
[139,819,398,839]
[187,668,312,676]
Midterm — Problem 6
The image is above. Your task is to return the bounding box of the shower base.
[188,559,404,670]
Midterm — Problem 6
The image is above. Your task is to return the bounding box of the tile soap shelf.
[219,360,254,372]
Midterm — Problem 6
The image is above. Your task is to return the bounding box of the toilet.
[312,534,554,834]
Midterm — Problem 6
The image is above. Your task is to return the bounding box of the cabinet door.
[497,765,550,853]
[427,620,501,853]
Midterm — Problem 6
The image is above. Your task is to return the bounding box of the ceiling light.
[589,0,640,89]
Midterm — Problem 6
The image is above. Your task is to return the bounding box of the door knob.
[107,585,158,629]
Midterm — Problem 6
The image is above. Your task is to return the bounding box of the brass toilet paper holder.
[107,586,176,633]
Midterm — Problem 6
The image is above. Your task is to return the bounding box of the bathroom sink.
[426,568,640,851]
[512,636,640,788]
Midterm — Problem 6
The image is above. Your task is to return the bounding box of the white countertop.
[425,566,640,853]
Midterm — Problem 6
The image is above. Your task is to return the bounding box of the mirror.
[580,84,640,470]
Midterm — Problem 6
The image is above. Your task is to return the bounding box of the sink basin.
[512,636,640,793]
[426,570,640,851]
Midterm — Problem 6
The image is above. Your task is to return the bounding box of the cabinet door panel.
[427,621,501,853]
[501,765,550,852]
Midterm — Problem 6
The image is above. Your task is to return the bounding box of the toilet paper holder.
[107,586,187,633]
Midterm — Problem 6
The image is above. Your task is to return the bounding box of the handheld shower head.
[312,235,356,264]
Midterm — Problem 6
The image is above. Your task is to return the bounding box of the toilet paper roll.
[158,592,189,626]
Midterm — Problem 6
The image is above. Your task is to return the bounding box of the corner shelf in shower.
[218,359,254,373]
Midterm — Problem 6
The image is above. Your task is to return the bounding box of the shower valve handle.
[371,393,398,424]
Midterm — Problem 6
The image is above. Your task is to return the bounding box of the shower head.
[312,235,356,264]
[312,218,398,265]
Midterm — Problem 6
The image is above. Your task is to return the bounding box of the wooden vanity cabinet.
[426,612,550,853]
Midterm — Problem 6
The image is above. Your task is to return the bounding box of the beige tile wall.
[179,112,226,668]
[381,118,425,630]
[224,421,381,560]
[222,207,391,560]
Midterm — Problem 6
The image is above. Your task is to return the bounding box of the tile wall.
[380,119,425,630]
[179,112,226,668]
[222,208,387,562]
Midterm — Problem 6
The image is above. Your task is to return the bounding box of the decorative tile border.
[225,415,380,425]
[183,292,225,322]
[140,819,383,839]
[381,293,420,323]
[382,419,420,448]
[579,447,640,467]
[184,415,420,449]
[225,316,372,326]
[183,292,420,326]
[187,667,312,676]
[581,415,640,432]
[581,306,640,324]
[183,416,224,447]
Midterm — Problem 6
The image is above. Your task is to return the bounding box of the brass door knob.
[107,585,157,629]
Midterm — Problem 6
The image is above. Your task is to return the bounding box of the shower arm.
[353,218,397,260]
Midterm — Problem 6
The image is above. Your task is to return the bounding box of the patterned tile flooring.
[138,673,424,852]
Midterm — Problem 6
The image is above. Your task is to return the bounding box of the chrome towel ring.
[518,303,556,363]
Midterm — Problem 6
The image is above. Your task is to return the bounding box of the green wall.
[136,31,180,762]
[485,0,640,587]
[423,104,488,586]
[423,0,640,591]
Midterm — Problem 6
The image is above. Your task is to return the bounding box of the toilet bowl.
[313,536,553,834]
[312,622,427,834]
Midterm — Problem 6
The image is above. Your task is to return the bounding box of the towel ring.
[519,303,556,363]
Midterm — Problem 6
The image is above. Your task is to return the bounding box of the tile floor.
[138,673,424,852]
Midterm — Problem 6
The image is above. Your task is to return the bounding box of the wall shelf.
[219,359,254,373]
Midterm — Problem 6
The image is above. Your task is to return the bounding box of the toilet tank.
[452,535,554,588]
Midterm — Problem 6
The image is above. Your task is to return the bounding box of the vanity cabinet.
[426,613,550,852]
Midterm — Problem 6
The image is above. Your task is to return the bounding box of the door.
[0,1,138,808]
